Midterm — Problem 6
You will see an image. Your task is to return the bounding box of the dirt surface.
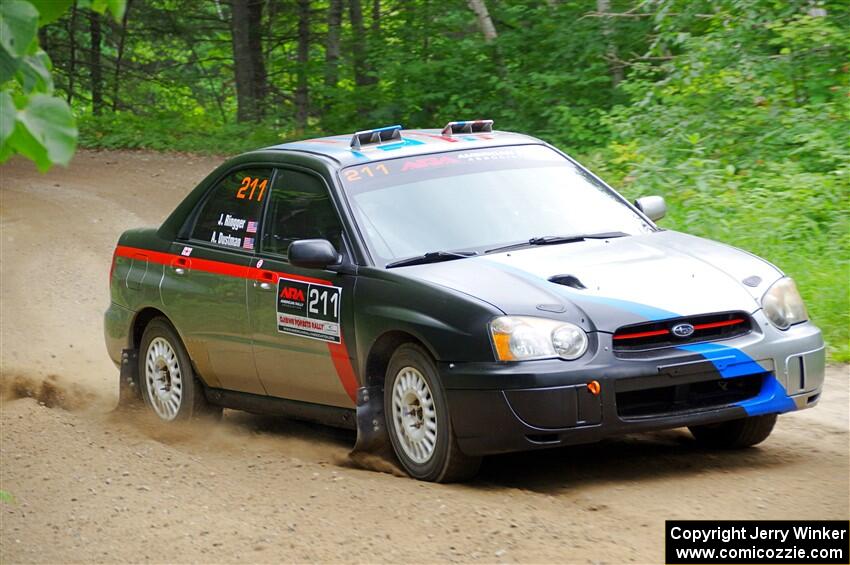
[1,151,848,564]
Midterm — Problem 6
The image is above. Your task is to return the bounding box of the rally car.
[105,121,825,482]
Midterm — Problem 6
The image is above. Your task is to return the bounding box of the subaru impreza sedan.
[105,121,825,482]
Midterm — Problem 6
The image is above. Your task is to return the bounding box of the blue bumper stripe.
[678,342,766,378]
[738,376,797,416]
[678,342,795,416]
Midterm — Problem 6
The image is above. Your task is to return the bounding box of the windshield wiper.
[385,250,478,269]
[485,231,629,254]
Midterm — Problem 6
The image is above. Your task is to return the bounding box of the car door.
[160,166,272,395]
[247,167,358,408]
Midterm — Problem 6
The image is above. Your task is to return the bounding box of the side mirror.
[288,239,341,270]
[634,195,667,222]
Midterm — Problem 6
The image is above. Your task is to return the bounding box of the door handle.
[254,270,276,291]
[252,270,276,290]
[171,256,190,275]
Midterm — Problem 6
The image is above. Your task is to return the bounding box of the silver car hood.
[400,230,783,332]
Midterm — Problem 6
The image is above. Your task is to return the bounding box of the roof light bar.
[441,120,494,136]
[350,125,403,149]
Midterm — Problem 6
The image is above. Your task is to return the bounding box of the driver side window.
[262,169,344,257]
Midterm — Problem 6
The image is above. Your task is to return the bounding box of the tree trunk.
[67,2,78,104]
[596,0,623,87]
[295,0,310,132]
[466,0,497,42]
[370,0,380,36]
[349,0,376,89]
[247,0,267,106]
[112,0,132,111]
[230,0,267,122]
[324,0,342,89]
[89,10,103,115]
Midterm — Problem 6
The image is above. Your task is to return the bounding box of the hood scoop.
[549,274,587,290]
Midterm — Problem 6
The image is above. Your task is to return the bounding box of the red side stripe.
[116,245,249,278]
[328,341,360,402]
[115,245,359,403]
[245,266,330,285]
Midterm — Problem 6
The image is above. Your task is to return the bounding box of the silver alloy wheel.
[391,366,438,464]
[144,337,183,421]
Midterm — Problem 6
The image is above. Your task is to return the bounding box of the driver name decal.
[276,277,341,343]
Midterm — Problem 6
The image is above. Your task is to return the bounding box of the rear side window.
[262,169,343,257]
[191,168,271,251]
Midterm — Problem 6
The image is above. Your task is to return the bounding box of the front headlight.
[490,316,588,361]
[762,277,808,330]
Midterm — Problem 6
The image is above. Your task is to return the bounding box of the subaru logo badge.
[672,323,695,338]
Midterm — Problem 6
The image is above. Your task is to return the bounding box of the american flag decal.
[246,220,258,233]
[243,237,254,250]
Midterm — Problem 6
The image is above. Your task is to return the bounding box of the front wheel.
[384,344,481,482]
[688,414,777,448]
[138,317,221,422]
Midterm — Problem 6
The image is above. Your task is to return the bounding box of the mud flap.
[118,348,142,406]
[351,385,388,453]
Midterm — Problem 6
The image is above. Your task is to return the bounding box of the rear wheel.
[384,344,481,482]
[688,414,777,448]
[138,317,220,422]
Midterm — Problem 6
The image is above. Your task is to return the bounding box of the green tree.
[0,0,124,171]
[600,0,850,359]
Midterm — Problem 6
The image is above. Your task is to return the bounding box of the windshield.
[340,145,654,266]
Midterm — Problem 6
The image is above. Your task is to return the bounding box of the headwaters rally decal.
[277,277,342,343]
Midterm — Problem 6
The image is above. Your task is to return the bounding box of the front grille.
[617,374,763,419]
[612,311,751,352]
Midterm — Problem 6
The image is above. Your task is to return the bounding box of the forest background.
[1,0,847,359]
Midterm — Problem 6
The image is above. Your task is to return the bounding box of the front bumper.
[443,315,825,456]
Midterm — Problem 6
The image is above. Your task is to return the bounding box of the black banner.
[666,520,849,564]
[276,278,342,343]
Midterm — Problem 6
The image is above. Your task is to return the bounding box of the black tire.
[138,317,221,422]
[688,414,777,448]
[384,343,481,482]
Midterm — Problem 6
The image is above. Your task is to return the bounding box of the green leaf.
[0,90,15,146]
[0,45,18,84]
[17,49,52,93]
[29,0,74,24]
[0,0,39,57]
[0,490,14,504]
[16,93,77,168]
[8,118,49,170]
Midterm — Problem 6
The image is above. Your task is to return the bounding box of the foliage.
[594,0,850,360]
[78,112,298,154]
[0,0,124,171]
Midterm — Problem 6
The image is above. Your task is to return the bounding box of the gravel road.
[1,151,847,564]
